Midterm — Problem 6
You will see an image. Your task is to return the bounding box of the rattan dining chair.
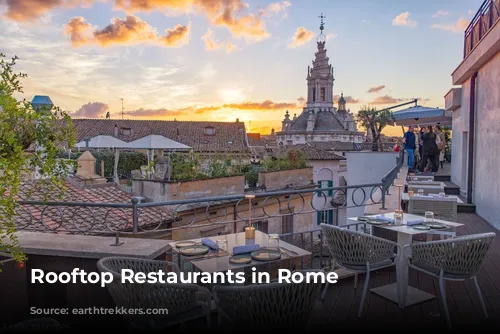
[97,256,212,330]
[320,224,399,317]
[211,269,324,330]
[404,233,496,328]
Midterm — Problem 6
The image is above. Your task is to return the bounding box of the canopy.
[126,135,191,150]
[75,135,128,148]
[392,106,452,126]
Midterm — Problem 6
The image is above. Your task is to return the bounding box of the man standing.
[403,125,416,171]
[434,125,446,169]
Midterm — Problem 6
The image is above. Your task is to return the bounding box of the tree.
[0,53,75,267]
[356,106,394,151]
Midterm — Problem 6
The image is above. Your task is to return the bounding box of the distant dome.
[287,110,345,131]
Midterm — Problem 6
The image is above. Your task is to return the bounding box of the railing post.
[380,185,387,210]
[131,197,139,234]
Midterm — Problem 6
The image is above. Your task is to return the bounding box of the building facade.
[444,0,500,229]
[276,18,364,147]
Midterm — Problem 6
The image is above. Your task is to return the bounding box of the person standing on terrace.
[402,125,416,171]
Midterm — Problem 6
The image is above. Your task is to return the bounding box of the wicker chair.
[212,269,324,330]
[320,224,398,317]
[97,256,212,330]
[408,196,458,222]
[404,233,496,328]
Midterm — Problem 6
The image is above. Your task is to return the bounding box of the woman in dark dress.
[419,125,439,173]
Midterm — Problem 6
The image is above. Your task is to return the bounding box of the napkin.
[201,238,218,250]
[375,215,395,223]
[233,244,260,255]
[407,219,424,226]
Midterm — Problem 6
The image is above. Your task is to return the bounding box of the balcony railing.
[464,0,500,58]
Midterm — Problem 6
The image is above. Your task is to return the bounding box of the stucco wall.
[473,51,500,229]
[344,151,399,220]
[450,78,471,190]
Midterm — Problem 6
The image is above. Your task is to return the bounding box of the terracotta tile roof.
[281,143,345,160]
[247,133,262,146]
[71,118,250,154]
[308,141,361,151]
[11,179,169,235]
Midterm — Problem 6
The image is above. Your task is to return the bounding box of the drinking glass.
[417,189,424,196]
[439,192,446,197]
[424,211,434,224]
[268,234,280,250]
[216,240,228,256]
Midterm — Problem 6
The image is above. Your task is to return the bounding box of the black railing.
[464,0,500,58]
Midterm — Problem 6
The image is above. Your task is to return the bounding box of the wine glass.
[417,189,424,196]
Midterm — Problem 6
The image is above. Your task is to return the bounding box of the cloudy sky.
[0,0,477,135]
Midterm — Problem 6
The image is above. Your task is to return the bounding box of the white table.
[347,212,464,308]
[401,193,463,203]
[168,231,311,274]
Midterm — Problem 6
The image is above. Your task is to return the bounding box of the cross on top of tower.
[317,13,326,43]
[319,13,325,31]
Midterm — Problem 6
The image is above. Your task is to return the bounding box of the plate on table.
[426,223,447,229]
[179,245,209,256]
[412,225,430,230]
[175,241,196,248]
[357,216,371,222]
[366,219,390,225]
[251,249,281,261]
[229,254,252,264]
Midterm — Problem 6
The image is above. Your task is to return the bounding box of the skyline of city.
[0,0,478,135]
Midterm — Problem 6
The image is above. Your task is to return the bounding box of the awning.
[392,106,452,126]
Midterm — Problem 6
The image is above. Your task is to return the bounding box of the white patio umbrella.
[75,135,128,149]
[392,106,452,127]
[126,135,191,180]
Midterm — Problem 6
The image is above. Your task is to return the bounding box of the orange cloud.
[367,85,385,93]
[201,28,236,52]
[2,0,97,21]
[2,0,62,21]
[369,95,407,105]
[121,99,301,118]
[64,15,190,47]
[115,0,270,42]
[333,95,361,104]
[72,102,109,118]
[288,27,314,48]
[431,18,469,33]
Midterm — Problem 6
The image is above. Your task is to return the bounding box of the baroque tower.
[307,13,335,109]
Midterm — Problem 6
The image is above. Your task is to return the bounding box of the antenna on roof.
[121,98,124,119]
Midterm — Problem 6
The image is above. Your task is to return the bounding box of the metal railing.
[9,151,404,246]
[464,0,500,58]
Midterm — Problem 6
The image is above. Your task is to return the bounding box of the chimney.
[236,118,239,123]
[114,124,118,137]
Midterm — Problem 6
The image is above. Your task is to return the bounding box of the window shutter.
[317,212,322,225]
[328,210,334,225]
[317,181,324,197]
[328,180,333,196]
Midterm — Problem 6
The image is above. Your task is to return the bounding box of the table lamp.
[244,194,256,239]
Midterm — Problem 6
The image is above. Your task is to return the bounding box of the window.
[281,214,293,234]
[320,87,325,101]
[120,127,132,136]
[317,210,334,225]
[318,180,333,196]
[204,127,215,135]
[312,88,316,102]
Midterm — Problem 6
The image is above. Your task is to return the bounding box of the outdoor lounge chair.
[320,224,398,317]
[97,256,212,330]
[211,269,323,330]
[404,233,496,328]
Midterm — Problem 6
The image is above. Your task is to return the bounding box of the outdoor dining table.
[400,193,462,211]
[168,230,311,275]
[347,212,464,308]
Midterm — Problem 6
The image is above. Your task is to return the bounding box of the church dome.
[287,110,346,131]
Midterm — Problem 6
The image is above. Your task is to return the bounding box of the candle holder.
[245,194,256,239]
[394,184,404,224]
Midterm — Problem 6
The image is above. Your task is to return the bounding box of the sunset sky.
[0,0,477,135]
